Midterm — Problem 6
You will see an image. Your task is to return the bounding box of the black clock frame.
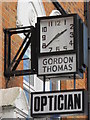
[37,14,78,56]
[36,14,84,78]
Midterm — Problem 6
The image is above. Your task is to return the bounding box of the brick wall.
[58,1,85,21]
[42,0,56,16]
[89,1,90,37]
[0,2,23,88]
[0,3,2,88]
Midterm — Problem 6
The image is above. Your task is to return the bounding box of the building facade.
[0,0,90,119]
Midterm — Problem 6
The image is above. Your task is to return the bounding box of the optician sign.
[38,54,76,75]
[31,90,86,117]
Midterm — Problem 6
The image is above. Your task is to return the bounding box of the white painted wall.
[0,87,28,118]
[17,0,45,27]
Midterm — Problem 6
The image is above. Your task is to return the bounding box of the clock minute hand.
[45,29,67,48]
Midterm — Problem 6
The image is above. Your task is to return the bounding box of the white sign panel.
[38,54,76,75]
[31,90,84,117]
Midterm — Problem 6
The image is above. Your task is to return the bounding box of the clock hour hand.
[45,29,67,48]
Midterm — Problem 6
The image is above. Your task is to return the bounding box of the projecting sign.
[33,14,88,78]
[31,90,85,117]
[38,54,76,75]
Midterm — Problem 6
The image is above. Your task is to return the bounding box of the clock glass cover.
[40,16,74,53]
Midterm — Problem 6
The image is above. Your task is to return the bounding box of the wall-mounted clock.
[37,14,77,54]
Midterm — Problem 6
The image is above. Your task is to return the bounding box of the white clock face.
[40,16,74,53]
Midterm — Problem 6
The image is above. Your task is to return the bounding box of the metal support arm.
[4,26,36,78]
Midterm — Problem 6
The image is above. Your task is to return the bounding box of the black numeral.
[69,40,74,46]
[56,46,60,51]
[55,21,60,26]
[48,21,53,27]
[63,46,67,50]
[42,35,46,41]
[42,43,46,48]
[42,27,47,32]
[64,19,66,25]
[70,32,74,38]
[49,47,52,52]
[70,24,74,29]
